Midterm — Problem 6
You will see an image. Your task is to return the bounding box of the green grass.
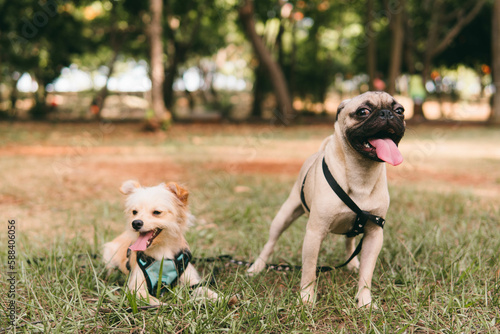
[1,171,499,333]
[1,122,499,332]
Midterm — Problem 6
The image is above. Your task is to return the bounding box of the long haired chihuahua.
[103,180,219,305]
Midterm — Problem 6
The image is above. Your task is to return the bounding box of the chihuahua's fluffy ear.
[166,182,189,205]
[120,180,141,195]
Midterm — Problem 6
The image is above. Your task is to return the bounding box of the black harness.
[300,157,385,268]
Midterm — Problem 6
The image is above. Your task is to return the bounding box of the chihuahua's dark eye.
[153,210,162,216]
[132,210,138,215]
[395,107,404,115]
[356,108,371,117]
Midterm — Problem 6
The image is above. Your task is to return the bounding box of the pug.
[247,91,406,307]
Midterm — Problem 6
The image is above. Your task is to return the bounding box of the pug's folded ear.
[120,180,141,195]
[336,99,351,121]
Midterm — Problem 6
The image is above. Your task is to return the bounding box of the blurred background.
[1,0,499,126]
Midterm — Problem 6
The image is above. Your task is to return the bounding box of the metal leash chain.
[192,254,336,273]
[27,253,340,274]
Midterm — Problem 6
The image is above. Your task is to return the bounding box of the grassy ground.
[0,121,499,333]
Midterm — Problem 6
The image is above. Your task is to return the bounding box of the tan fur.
[103,180,221,305]
[248,91,405,308]
[167,182,189,206]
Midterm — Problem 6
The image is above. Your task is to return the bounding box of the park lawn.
[0,122,499,333]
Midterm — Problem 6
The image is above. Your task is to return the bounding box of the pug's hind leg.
[248,184,304,275]
[345,236,360,271]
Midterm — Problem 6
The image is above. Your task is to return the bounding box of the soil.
[0,144,496,191]
[1,123,498,244]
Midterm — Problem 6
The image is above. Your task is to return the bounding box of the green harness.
[127,249,192,296]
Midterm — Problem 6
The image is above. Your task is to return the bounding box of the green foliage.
[0,0,493,119]
[0,0,86,117]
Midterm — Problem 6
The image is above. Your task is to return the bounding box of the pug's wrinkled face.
[336,91,406,166]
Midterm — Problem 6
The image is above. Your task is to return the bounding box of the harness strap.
[321,157,385,267]
[134,249,192,296]
[300,168,311,212]
[334,237,363,269]
[321,158,363,216]
[299,156,385,268]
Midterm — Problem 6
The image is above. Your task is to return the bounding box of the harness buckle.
[344,211,385,238]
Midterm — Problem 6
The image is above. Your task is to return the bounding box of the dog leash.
[300,157,385,268]
[26,253,337,277]
[192,254,335,273]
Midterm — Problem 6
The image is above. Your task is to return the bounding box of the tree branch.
[238,0,293,123]
[431,0,487,57]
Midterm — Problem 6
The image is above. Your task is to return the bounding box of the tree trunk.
[418,0,487,121]
[251,64,265,118]
[9,77,20,117]
[148,0,171,129]
[289,20,297,99]
[92,3,120,120]
[163,43,182,111]
[490,0,500,123]
[404,11,415,75]
[366,0,377,91]
[93,48,119,120]
[422,1,442,84]
[29,75,50,119]
[163,7,202,118]
[239,0,293,124]
[387,0,405,95]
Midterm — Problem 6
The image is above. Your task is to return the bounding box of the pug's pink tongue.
[129,231,155,251]
[368,138,403,166]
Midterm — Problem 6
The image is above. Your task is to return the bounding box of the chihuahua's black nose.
[132,220,143,230]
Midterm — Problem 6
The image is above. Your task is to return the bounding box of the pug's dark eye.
[395,107,404,115]
[132,210,138,215]
[153,210,162,216]
[356,108,371,117]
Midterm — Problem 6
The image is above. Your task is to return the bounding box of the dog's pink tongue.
[129,231,155,251]
[368,138,403,166]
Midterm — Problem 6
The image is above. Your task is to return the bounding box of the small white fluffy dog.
[103,180,219,305]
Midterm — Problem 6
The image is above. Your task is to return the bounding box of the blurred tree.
[290,0,349,103]
[366,0,377,91]
[245,0,357,117]
[162,0,232,114]
[0,0,85,118]
[386,0,405,95]
[407,0,487,120]
[490,0,500,123]
[239,0,293,123]
[421,0,487,84]
[148,0,171,129]
[1,0,496,124]
[86,0,149,120]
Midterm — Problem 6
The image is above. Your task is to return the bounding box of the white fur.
[103,180,224,305]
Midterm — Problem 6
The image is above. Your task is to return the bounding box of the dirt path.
[1,139,498,194]
[1,123,498,244]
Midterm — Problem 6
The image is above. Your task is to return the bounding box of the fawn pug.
[103,180,219,305]
[247,91,406,307]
